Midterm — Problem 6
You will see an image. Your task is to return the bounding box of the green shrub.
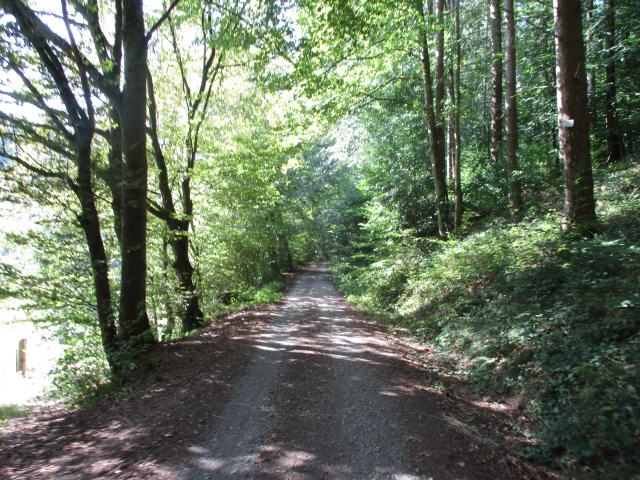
[51,331,111,403]
[237,280,286,305]
[0,404,27,421]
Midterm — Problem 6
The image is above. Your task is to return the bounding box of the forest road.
[0,264,545,480]
[183,264,526,480]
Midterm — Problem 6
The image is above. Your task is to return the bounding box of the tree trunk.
[586,0,597,131]
[447,114,454,184]
[490,0,503,168]
[161,236,176,339]
[553,0,596,232]
[417,0,449,237]
[504,0,522,214]
[119,0,152,340]
[107,12,123,243]
[178,175,203,332]
[453,0,462,230]
[147,74,204,332]
[107,108,123,244]
[75,135,119,368]
[170,231,203,331]
[604,0,623,163]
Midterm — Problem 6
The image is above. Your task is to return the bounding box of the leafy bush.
[51,330,111,403]
[0,404,27,421]
[236,280,286,305]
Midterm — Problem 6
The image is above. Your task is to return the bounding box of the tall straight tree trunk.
[453,0,463,230]
[447,115,454,183]
[417,0,449,237]
[604,0,623,163]
[553,0,596,232]
[107,108,123,244]
[490,0,503,168]
[586,0,597,131]
[504,0,522,213]
[119,0,152,340]
[433,0,448,235]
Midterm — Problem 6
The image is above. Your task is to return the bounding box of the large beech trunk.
[119,0,152,340]
[553,0,596,232]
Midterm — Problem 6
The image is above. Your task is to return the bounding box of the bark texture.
[553,0,596,232]
[490,0,503,168]
[119,0,152,339]
[504,0,522,213]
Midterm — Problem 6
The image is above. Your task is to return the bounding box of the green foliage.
[236,280,286,305]
[334,165,640,478]
[51,329,111,404]
[0,404,27,422]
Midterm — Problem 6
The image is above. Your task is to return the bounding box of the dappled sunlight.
[1,268,531,480]
[177,269,515,480]
[187,440,426,480]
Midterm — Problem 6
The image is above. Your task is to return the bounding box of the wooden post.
[16,338,27,376]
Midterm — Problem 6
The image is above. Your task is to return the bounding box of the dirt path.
[187,265,416,479]
[0,265,550,479]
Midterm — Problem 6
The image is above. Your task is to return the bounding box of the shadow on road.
[0,269,547,480]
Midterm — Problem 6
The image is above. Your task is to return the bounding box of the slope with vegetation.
[332,165,640,477]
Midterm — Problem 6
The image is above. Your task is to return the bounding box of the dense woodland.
[0,0,638,477]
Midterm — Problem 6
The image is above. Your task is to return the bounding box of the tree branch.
[61,0,95,125]
[0,145,72,183]
[8,62,74,140]
[146,0,182,41]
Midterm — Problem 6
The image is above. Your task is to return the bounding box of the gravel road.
[183,265,499,480]
[1,264,547,480]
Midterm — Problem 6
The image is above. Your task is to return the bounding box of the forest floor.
[0,265,555,479]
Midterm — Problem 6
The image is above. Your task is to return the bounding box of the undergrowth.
[52,279,287,405]
[333,164,640,479]
[0,404,27,422]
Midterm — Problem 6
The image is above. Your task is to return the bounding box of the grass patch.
[235,279,287,305]
[0,404,28,421]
